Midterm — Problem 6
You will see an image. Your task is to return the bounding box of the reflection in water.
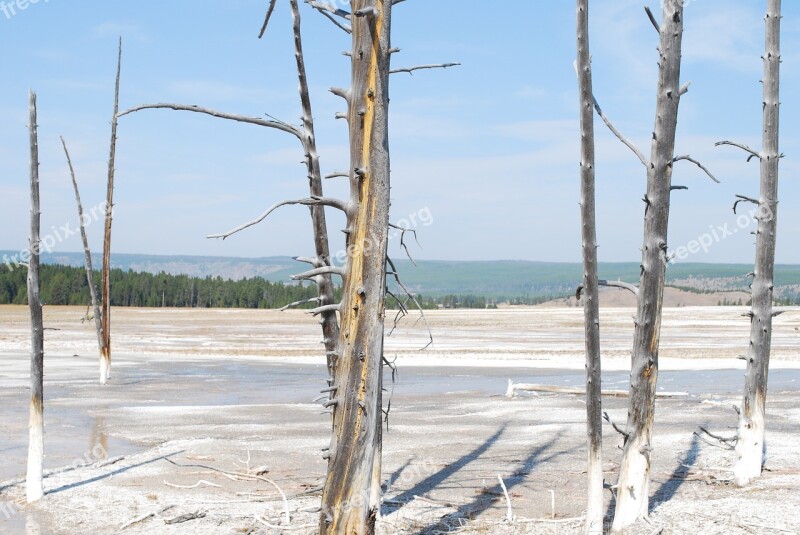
[25,513,41,535]
[88,417,108,462]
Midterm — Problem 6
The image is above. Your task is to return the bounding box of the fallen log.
[505,380,688,399]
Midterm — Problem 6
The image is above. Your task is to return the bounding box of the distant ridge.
[3,251,799,300]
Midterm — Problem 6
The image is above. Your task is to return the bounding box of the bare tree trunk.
[61,137,106,358]
[576,3,603,531]
[289,0,340,377]
[612,2,684,531]
[100,38,122,385]
[26,90,44,503]
[735,0,781,487]
[320,1,393,532]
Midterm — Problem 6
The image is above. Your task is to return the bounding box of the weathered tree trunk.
[576,1,603,532]
[735,0,781,487]
[62,137,106,359]
[26,90,44,503]
[289,0,340,377]
[320,1,393,532]
[612,2,684,531]
[100,39,122,384]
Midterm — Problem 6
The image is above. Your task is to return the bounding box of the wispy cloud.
[682,3,762,73]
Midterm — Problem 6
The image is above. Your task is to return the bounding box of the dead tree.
[120,3,441,530]
[117,3,342,380]
[100,39,122,384]
[611,3,686,530]
[578,2,714,530]
[575,1,602,532]
[285,0,341,380]
[26,90,44,503]
[62,137,105,361]
[717,0,782,487]
[316,2,393,532]
[572,4,714,529]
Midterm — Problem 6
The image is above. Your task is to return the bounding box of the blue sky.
[0,0,798,264]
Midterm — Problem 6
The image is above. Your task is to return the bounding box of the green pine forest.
[2,263,798,310]
[0,264,336,309]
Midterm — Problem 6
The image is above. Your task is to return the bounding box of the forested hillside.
[0,264,333,309]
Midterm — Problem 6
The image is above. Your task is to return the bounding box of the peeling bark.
[735,0,781,487]
[320,1,393,532]
[100,39,122,385]
[576,1,603,533]
[26,91,44,503]
[612,2,685,531]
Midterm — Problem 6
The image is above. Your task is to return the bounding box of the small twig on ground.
[119,505,175,530]
[497,475,513,522]
[163,510,206,525]
[513,515,585,524]
[163,479,222,489]
[163,456,290,524]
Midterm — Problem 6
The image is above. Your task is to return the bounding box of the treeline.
[0,264,336,309]
[4,264,796,310]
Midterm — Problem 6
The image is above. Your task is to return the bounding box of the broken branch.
[733,194,759,214]
[673,155,721,183]
[390,62,461,75]
[258,0,278,38]
[715,140,761,162]
[593,96,648,168]
[117,103,303,141]
[207,197,348,240]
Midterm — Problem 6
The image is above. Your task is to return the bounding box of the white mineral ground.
[0,303,798,534]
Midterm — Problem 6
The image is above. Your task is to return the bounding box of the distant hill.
[2,251,799,302]
[0,251,300,282]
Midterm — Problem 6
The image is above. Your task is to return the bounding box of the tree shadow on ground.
[46,451,181,495]
[650,432,701,512]
[382,424,507,515]
[383,456,415,491]
[603,432,702,526]
[412,430,572,534]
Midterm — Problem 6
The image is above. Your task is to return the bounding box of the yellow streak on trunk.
[328,3,384,531]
